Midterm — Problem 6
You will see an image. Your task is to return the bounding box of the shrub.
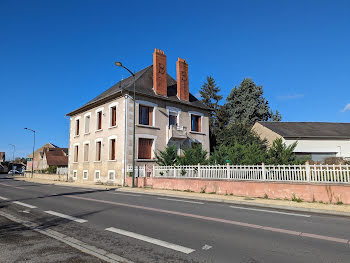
[155,145,178,166]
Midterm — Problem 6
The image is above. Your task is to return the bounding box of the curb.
[117,188,350,218]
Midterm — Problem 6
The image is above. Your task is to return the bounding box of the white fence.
[153,164,350,184]
[57,167,68,175]
[127,165,146,177]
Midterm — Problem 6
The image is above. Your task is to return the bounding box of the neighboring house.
[66,48,210,184]
[26,143,62,171]
[253,122,350,161]
[0,163,8,173]
[0,152,5,162]
[41,148,68,170]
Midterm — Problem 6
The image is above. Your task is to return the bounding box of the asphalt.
[1,174,350,263]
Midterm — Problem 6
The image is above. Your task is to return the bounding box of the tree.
[199,76,223,151]
[155,145,178,166]
[225,78,271,126]
[178,145,209,165]
[266,138,306,165]
[270,110,282,122]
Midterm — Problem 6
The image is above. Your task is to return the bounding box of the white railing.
[57,167,68,175]
[153,164,350,184]
[127,165,146,177]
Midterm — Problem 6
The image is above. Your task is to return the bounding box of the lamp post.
[24,128,36,178]
[8,144,15,161]
[115,61,136,188]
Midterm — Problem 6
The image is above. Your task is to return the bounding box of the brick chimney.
[176,57,189,101]
[153,48,167,96]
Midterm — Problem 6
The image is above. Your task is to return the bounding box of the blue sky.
[1,0,349,158]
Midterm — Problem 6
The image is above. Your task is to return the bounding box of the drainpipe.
[123,94,129,186]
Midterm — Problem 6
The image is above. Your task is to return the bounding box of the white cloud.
[277,94,304,100]
[341,103,350,112]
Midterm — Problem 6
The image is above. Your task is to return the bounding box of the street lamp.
[8,144,15,161]
[115,61,136,188]
[24,128,36,178]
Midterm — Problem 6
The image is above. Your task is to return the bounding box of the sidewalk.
[13,176,350,217]
[119,187,350,217]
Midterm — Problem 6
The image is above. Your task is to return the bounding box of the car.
[8,170,21,175]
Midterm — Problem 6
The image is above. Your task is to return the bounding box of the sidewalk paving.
[13,176,350,217]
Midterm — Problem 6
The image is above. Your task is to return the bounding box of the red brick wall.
[125,177,350,204]
[176,58,189,101]
[153,48,167,96]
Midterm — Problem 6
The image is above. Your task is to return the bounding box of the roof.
[67,65,209,116]
[45,148,68,166]
[258,122,350,139]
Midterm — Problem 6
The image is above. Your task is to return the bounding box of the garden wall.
[24,172,68,182]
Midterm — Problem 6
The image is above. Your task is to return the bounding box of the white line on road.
[105,227,195,254]
[12,201,37,209]
[112,192,142,197]
[229,206,311,217]
[0,196,8,200]
[44,211,87,223]
[157,197,204,204]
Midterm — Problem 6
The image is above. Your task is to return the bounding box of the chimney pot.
[153,48,167,96]
[176,57,189,101]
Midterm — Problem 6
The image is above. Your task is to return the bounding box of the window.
[73,170,77,179]
[74,145,79,162]
[109,138,116,160]
[96,111,102,130]
[108,170,115,181]
[95,170,100,180]
[169,113,177,127]
[84,143,89,162]
[139,105,153,126]
[96,141,102,161]
[83,170,88,180]
[75,119,80,136]
[138,138,153,159]
[110,106,117,127]
[191,114,201,132]
[85,115,90,133]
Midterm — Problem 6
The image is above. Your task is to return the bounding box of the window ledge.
[109,125,118,129]
[94,161,102,163]
[83,178,88,180]
[74,135,80,138]
[136,124,160,130]
[72,162,78,164]
[108,160,117,162]
[95,129,103,133]
[190,131,206,135]
[83,161,89,163]
[136,159,155,162]
[84,132,90,135]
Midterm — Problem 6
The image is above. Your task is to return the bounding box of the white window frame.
[72,170,78,180]
[189,111,204,132]
[84,112,91,134]
[94,170,101,181]
[83,170,88,180]
[95,107,104,131]
[73,143,79,163]
[109,102,119,128]
[137,100,157,127]
[83,141,90,162]
[108,135,117,161]
[136,134,157,160]
[108,170,115,181]
[74,116,81,136]
[94,138,103,162]
[166,106,181,127]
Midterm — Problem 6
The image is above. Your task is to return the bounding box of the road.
[1,174,350,263]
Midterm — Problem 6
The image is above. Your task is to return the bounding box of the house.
[66,48,210,184]
[26,143,66,171]
[41,148,68,171]
[253,122,350,161]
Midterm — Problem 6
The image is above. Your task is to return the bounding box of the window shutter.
[198,116,201,132]
[149,107,153,126]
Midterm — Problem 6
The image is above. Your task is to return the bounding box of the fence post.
[152,165,155,177]
[174,166,177,177]
[198,163,201,178]
[306,161,310,182]
[227,163,230,179]
[262,163,266,181]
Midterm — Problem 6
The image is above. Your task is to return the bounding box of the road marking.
[0,182,25,189]
[112,192,142,197]
[12,201,37,209]
[157,197,204,204]
[68,195,349,245]
[44,210,87,223]
[0,196,8,200]
[229,206,311,218]
[202,244,212,250]
[105,227,195,254]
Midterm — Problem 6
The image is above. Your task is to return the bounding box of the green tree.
[270,110,282,122]
[266,138,306,165]
[155,145,178,166]
[225,78,271,126]
[199,76,223,151]
[178,145,208,165]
